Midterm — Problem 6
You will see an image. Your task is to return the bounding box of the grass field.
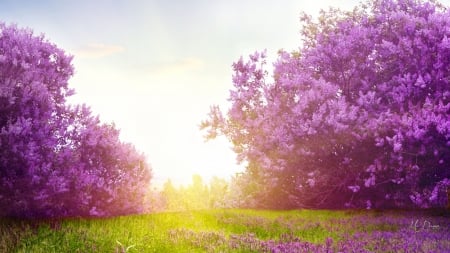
[1,209,448,252]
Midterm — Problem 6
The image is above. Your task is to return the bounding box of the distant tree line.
[148,174,267,212]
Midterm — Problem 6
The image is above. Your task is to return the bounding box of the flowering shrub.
[0,23,152,218]
[202,0,450,209]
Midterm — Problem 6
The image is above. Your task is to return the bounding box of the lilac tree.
[202,0,450,209]
[0,23,152,218]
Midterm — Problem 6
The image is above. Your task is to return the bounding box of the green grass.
[0,209,447,252]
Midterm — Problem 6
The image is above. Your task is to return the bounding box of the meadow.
[1,209,448,252]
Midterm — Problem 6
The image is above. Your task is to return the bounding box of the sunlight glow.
[0,0,388,186]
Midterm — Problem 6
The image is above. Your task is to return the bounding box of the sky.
[0,0,376,187]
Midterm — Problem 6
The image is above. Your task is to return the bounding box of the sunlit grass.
[1,209,448,252]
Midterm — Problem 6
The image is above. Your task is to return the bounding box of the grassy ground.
[0,209,448,252]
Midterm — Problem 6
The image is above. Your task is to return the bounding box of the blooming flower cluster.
[201,0,450,209]
[0,23,152,218]
[167,211,449,252]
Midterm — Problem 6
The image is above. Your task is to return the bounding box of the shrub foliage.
[0,23,151,218]
[202,0,450,209]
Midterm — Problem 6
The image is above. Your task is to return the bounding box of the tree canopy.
[0,23,152,218]
[202,0,450,209]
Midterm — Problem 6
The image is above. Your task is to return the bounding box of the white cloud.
[148,57,204,77]
[73,43,124,59]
